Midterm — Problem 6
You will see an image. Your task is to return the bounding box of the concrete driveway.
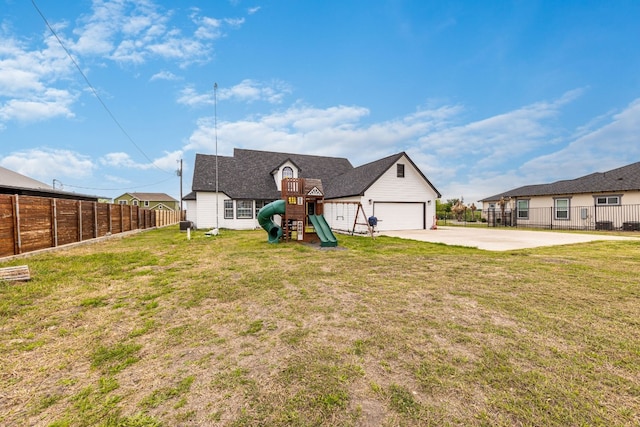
[381,226,638,251]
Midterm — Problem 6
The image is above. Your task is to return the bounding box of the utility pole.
[214,82,219,231]
[177,159,183,213]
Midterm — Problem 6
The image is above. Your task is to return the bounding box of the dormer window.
[282,166,294,179]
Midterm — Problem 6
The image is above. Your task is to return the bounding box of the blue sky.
[2,0,640,205]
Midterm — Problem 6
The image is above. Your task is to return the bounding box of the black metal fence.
[482,204,640,231]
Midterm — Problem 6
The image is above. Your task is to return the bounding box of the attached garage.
[188,150,441,233]
[373,202,425,231]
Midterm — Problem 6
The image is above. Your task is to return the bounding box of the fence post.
[51,198,58,247]
[12,195,22,255]
[94,202,98,238]
[107,203,112,234]
[78,200,83,242]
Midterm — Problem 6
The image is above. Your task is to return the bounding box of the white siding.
[194,192,219,229]
[193,192,271,230]
[364,156,437,230]
[324,197,368,233]
[185,200,197,225]
[324,156,438,231]
[274,161,299,191]
[525,191,640,208]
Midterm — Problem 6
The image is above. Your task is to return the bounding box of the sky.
[2,0,640,206]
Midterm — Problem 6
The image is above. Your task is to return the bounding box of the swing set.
[324,201,375,238]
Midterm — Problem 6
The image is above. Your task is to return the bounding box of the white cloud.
[184,103,459,165]
[70,0,243,66]
[149,70,179,81]
[224,18,246,28]
[1,0,247,126]
[0,148,95,182]
[0,98,72,122]
[177,86,214,107]
[104,174,131,184]
[178,79,293,107]
[183,90,640,204]
[100,152,139,168]
[100,150,183,172]
[0,33,78,123]
[519,98,640,181]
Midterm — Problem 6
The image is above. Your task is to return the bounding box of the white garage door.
[373,202,425,231]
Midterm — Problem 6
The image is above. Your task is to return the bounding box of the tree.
[470,203,478,221]
[451,200,467,221]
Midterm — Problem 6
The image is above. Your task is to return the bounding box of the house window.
[595,195,620,206]
[119,200,127,205]
[224,200,233,219]
[554,198,570,220]
[282,166,294,179]
[132,200,139,206]
[255,200,269,218]
[517,199,529,219]
[397,164,405,178]
[236,200,253,219]
[144,201,150,207]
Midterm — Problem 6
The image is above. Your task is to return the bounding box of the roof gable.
[325,152,441,199]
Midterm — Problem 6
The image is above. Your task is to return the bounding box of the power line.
[54,176,176,192]
[31,0,173,175]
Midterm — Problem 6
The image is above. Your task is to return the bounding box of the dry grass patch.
[1,227,639,426]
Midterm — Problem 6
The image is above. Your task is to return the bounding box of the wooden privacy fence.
[0,194,181,258]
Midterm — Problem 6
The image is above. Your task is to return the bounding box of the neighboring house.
[114,192,180,211]
[481,161,640,230]
[0,165,99,201]
[185,148,441,231]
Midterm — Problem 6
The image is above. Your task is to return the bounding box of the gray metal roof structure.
[190,148,441,200]
[0,165,100,201]
[0,165,52,190]
[481,161,640,201]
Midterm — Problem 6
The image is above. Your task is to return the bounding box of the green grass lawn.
[1,227,639,426]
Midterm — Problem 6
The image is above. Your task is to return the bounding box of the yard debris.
[0,265,31,282]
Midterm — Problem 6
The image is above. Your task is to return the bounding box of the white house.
[481,161,640,231]
[184,149,441,232]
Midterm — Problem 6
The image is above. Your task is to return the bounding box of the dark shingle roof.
[183,191,196,201]
[191,148,441,200]
[481,161,640,201]
[192,149,353,199]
